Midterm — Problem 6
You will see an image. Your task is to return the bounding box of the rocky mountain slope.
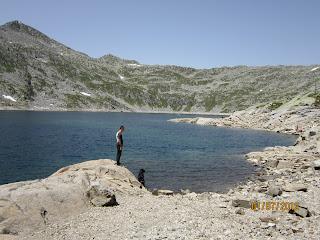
[0,20,319,113]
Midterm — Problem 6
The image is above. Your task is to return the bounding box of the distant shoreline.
[0,107,230,116]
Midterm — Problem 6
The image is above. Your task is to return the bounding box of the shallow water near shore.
[0,111,296,192]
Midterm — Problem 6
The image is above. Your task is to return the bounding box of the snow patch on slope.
[2,95,17,102]
[127,64,142,67]
[80,92,91,97]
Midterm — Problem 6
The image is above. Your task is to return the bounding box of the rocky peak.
[98,54,140,66]
[1,20,55,44]
[2,20,26,29]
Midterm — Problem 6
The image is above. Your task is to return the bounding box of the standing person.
[116,125,125,165]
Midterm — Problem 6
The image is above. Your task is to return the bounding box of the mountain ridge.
[0,20,319,113]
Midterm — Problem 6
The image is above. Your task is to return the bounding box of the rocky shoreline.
[0,105,319,240]
[168,105,320,239]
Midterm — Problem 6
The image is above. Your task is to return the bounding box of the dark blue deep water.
[0,111,296,192]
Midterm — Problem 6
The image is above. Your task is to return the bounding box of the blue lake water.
[0,111,296,192]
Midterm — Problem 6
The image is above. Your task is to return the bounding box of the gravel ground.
[21,188,320,240]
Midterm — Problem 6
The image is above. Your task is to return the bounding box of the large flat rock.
[283,183,308,192]
[0,159,147,236]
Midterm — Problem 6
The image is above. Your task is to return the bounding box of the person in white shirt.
[116,125,125,165]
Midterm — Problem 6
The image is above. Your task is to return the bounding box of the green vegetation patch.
[314,94,320,107]
[204,94,217,111]
[268,101,283,110]
[64,93,94,108]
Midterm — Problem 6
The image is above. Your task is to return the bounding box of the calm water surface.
[0,111,296,192]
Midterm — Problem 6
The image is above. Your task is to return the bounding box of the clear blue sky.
[1,0,319,68]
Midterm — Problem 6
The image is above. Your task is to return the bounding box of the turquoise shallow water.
[0,111,296,192]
